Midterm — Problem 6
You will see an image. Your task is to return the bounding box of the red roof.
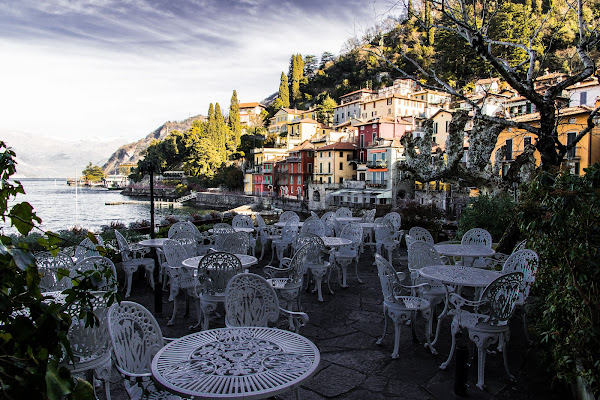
[316,142,356,151]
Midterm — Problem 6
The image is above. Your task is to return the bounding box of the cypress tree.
[278,71,290,108]
[290,54,304,107]
[229,90,241,150]
[214,103,228,163]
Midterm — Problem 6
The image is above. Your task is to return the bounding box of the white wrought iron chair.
[332,224,363,287]
[168,221,197,239]
[270,219,298,266]
[73,237,101,263]
[408,226,435,244]
[484,239,528,270]
[501,249,539,344]
[460,228,493,267]
[115,230,155,298]
[256,213,279,260]
[264,243,310,321]
[194,252,243,331]
[374,218,400,263]
[384,211,403,242]
[279,210,299,224]
[439,272,524,390]
[296,234,332,302]
[162,239,192,326]
[232,215,256,255]
[108,301,184,400]
[35,251,74,291]
[73,256,119,291]
[212,223,236,250]
[407,241,452,347]
[320,211,336,237]
[225,273,309,333]
[300,218,325,237]
[218,231,250,256]
[374,254,435,358]
[335,207,352,218]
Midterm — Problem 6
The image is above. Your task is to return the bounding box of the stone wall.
[189,192,258,210]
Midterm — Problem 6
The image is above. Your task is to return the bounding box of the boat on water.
[102,174,130,190]
[66,179,104,187]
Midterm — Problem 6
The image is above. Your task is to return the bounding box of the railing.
[175,191,197,203]
[342,180,367,189]
[366,160,388,168]
[366,180,388,188]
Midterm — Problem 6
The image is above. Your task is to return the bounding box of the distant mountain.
[3,130,126,178]
[102,115,205,174]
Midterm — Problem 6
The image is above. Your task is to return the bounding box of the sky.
[0,0,398,145]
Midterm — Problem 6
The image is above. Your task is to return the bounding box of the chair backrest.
[281,219,299,243]
[213,223,236,249]
[108,301,164,377]
[320,211,336,236]
[255,213,267,228]
[232,214,254,229]
[501,249,539,299]
[407,241,443,274]
[279,211,299,224]
[287,243,310,285]
[384,212,401,231]
[114,230,135,261]
[374,218,394,242]
[300,219,325,237]
[66,291,110,363]
[225,273,280,328]
[335,207,352,218]
[168,221,196,239]
[221,232,250,255]
[197,252,243,295]
[75,237,101,260]
[162,239,190,269]
[408,226,434,244]
[339,224,363,253]
[513,239,527,253]
[36,251,74,291]
[310,211,319,218]
[374,253,405,304]
[480,272,524,325]
[73,256,118,291]
[461,228,492,248]
[296,233,327,264]
[361,209,376,222]
[169,231,197,256]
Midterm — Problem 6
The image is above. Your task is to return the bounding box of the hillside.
[102,115,205,174]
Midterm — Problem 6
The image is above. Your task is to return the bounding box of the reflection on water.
[2,179,214,234]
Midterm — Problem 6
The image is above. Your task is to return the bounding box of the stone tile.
[342,389,388,399]
[361,375,389,392]
[320,331,379,350]
[322,349,389,375]
[304,364,366,397]
[277,386,326,400]
[387,381,434,399]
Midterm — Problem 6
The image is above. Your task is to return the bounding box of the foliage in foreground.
[519,165,600,395]
[0,142,118,399]
[457,193,516,242]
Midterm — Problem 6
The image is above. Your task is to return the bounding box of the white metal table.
[182,254,258,270]
[208,227,255,234]
[334,216,362,223]
[274,221,304,228]
[152,327,320,399]
[434,244,495,267]
[419,265,501,288]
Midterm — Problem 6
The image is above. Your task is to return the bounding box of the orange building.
[493,106,600,176]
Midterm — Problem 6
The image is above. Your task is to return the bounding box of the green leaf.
[45,362,73,400]
[10,202,41,235]
[70,378,95,400]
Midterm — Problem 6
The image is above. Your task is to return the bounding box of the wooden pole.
[150,169,163,313]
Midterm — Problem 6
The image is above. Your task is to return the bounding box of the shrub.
[457,193,515,241]
[519,166,600,395]
[398,201,444,239]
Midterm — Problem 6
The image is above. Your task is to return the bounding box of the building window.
[360,134,364,148]
[320,163,322,173]
[433,122,438,134]
[313,191,320,201]
[328,176,332,183]
[297,176,301,184]
[569,117,577,124]
[339,151,343,157]
[505,139,513,160]
[328,163,331,173]
[308,163,312,173]
[289,176,293,184]
[387,98,392,105]
[567,131,577,158]
[360,125,364,131]
[328,151,331,157]
[339,162,343,170]
[580,91,587,105]
[524,137,532,147]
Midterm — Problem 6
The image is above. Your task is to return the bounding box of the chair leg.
[354,258,363,284]
[124,271,133,298]
[146,267,155,290]
[422,308,437,354]
[440,318,460,370]
[500,331,515,381]
[168,296,178,326]
[475,338,490,390]
[522,308,532,346]
[376,305,388,346]
[391,315,402,359]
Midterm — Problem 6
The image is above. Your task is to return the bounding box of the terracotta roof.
[315,141,356,151]
[475,77,500,85]
[534,72,567,81]
[290,118,319,124]
[356,116,412,126]
[567,79,600,90]
[281,108,303,114]
[430,109,453,119]
[289,140,315,152]
[511,106,594,122]
[340,88,376,98]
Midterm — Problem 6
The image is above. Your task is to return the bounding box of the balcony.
[342,180,367,189]
[366,180,388,188]
[287,156,300,162]
[366,160,388,169]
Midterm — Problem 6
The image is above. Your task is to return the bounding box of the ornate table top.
[182,254,258,269]
[274,221,304,228]
[419,265,501,288]
[208,227,254,233]
[152,327,320,399]
[320,237,352,247]
[434,244,495,258]
[334,217,362,223]
[138,238,168,248]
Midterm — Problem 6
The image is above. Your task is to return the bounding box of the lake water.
[2,179,212,235]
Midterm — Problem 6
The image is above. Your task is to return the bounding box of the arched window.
[313,191,321,202]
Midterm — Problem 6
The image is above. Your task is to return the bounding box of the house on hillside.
[567,78,600,107]
[239,102,266,129]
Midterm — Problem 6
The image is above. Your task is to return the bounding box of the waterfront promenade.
[104,245,569,400]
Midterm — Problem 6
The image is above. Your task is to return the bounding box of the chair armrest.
[279,307,309,332]
[163,337,177,343]
[264,264,290,278]
[448,292,485,311]
[113,363,152,379]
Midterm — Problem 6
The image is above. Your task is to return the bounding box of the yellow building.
[313,142,357,184]
[493,106,600,176]
[268,108,302,136]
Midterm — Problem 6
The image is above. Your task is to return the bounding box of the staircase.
[175,191,197,203]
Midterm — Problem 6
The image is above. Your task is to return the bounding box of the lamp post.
[149,165,162,313]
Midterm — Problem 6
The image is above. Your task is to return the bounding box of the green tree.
[278,72,290,108]
[289,54,304,107]
[82,163,105,182]
[315,93,337,125]
[228,90,241,150]
[303,54,318,77]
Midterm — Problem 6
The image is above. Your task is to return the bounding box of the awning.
[377,190,392,199]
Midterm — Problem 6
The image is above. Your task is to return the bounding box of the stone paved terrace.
[104,244,571,400]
